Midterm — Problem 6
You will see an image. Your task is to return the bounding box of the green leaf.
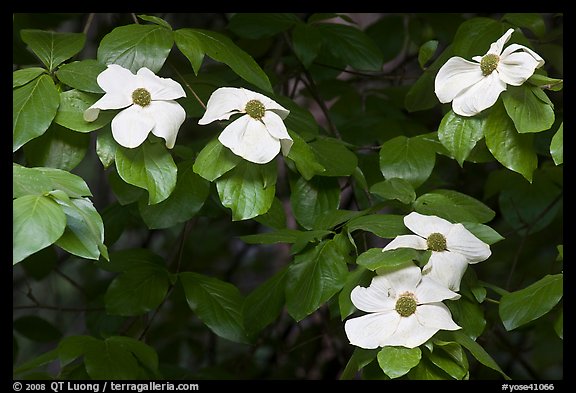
[484,103,538,182]
[227,13,300,39]
[427,342,468,380]
[13,316,62,343]
[20,29,85,71]
[254,197,287,229]
[13,348,60,376]
[115,142,178,204]
[377,346,422,379]
[53,197,107,261]
[339,348,379,380]
[98,24,173,73]
[369,178,416,204]
[105,266,171,316]
[13,67,45,88]
[96,125,117,169]
[285,235,350,321]
[313,209,364,231]
[216,160,276,221]
[502,85,555,133]
[290,176,340,230]
[54,89,114,132]
[414,189,495,224]
[346,214,408,238]
[193,138,241,181]
[13,195,66,265]
[240,228,325,245]
[292,23,323,68]
[23,123,89,171]
[38,167,93,197]
[317,23,384,71]
[339,266,371,320]
[55,60,106,93]
[12,165,92,199]
[554,310,563,340]
[502,13,546,37]
[309,137,358,176]
[499,274,563,331]
[97,248,166,273]
[438,110,486,166]
[379,135,436,188]
[13,74,60,152]
[83,337,144,379]
[357,248,419,271]
[180,272,249,344]
[286,130,325,180]
[418,40,438,69]
[139,160,210,229]
[138,14,173,30]
[107,336,160,377]
[446,297,486,340]
[527,73,563,91]
[550,122,563,165]
[175,28,272,92]
[242,267,288,336]
[461,222,504,245]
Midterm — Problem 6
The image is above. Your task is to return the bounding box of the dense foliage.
[13,13,563,380]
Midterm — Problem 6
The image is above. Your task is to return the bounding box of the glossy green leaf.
[427,342,468,380]
[379,135,436,188]
[180,272,249,344]
[12,165,92,199]
[23,123,89,171]
[499,274,563,331]
[83,337,146,379]
[286,235,350,321]
[310,137,358,177]
[193,138,241,181]
[317,23,384,71]
[138,14,172,29]
[227,13,300,39]
[446,297,486,340]
[13,74,60,152]
[97,24,173,73]
[357,248,419,271]
[502,85,554,133]
[55,60,106,93]
[502,13,546,37]
[54,197,107,261]
[139,160,210,229]
[346,214,408,238]
[290,176,340,230]
[97,248,166,274]
[461,222,504,245]
[484,103,538,182]
[418,40,438,69]
[339,347,379,380]
[369,178,416,204]
[550,122,563,165]
[13,316,62,342]
[438,110,486,166]
[13,67,45,88]
[286,130,325,180]
[277,97,319,139]
[292,22,323,68]
[554,310,563,340]
[175,28,272,92]
[414,189,495,224]
[377,346,422,379]
[527,73,563,91]
[105,266,171,316]
[216,160,276,221]
[96,125,117,169]
[13,195,66,265]
[20,29,85,71]
[242,267,288,336]
[54,89,114,132]
[115,142,178,205]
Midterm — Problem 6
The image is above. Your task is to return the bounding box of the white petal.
[451,72,506,116]
[198,87,247,125]
[261,111,293,156]
[136,67,186,100]
[415,303,461,331]
[379,264,422,295]
[111,106,154,148]
[382,235,427,252]
[415,275,461,303]
[344,311,401,349]
[445,223,491,263]
[83,107,100,122]
[87,90,133,112]
[435,57,484,103]
[404,212,454,238]
[147,101,186,149]
[501,44,544,68]
[242,88,290,119]
[218,116,281,164]
[486,28,515,56]
[380,314,437,349]
[422,251,469,292]
[498,52,543,86]
[350,280,396,313]
[97,64,139,95]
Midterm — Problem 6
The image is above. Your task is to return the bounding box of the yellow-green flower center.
[245,99,266,120]
[480,54,500,76]
[427,232,447,252]
[395,292,417,317]
[132,88,152,107]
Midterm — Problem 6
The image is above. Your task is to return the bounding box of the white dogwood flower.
[198,87,293,164]
[84,64,186,149]
[344,264,461,349]
[383,212,491,291]
[435,28,544,116]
